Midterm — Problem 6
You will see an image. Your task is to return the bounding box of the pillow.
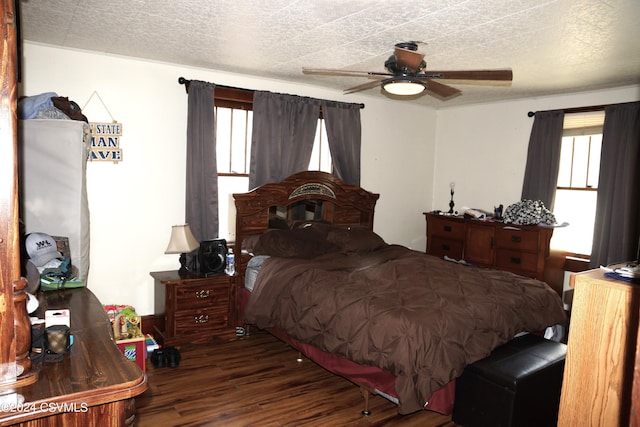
[267,215,291,230]
[290,220,335,236]
[241,234,262,254]
[253,228,339,259]
[326,227,387,254]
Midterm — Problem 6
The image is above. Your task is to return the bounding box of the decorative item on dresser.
[448,182,456,214]
[152,271,236,346]
[423,212,553,280]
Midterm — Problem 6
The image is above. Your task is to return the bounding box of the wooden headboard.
[233,171,380,278]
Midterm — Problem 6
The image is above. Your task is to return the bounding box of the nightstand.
[151,271,236,345]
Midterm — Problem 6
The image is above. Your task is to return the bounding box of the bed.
[233,171,567,416]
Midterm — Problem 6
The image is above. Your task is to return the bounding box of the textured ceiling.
[19,0,640,108]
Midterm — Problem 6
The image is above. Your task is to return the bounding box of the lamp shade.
[165,224,200,254]
[382,78,427,96]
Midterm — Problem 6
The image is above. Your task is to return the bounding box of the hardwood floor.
[136,330,459,426]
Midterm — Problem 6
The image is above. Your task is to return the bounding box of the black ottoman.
[452,334,567,427]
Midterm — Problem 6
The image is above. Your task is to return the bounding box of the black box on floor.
[452,334,566,427]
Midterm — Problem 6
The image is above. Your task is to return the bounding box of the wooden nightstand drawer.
[174,282,230,310]
[495,249,538,275]
[495,228,539,252]
[173,308,229,335]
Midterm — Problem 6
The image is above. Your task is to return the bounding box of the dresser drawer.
[428,236,464,260]
[495,249,538,275]
[173,281,230,310]
[495,228,539,252]
[427,216,466,240]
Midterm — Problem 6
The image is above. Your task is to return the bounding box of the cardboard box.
[116,336,146,371]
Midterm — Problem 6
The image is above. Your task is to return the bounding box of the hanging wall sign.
[89,122,123,163]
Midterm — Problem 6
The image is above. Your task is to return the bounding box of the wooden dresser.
[0,288,147,426]
[152,271,236,345]
[424,213,553,280]
[557,268,640,426]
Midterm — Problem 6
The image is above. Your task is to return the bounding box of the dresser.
[557,268,640,426]
[0,288,147,426]
[152,271,236,345]
[424,213,553,280]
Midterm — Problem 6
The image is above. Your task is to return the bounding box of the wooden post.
[0,0,20,387]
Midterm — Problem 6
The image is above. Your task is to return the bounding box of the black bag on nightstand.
[198,239,227,276]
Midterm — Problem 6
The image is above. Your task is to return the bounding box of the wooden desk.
[557,268,639,426]
[0,288,147,426]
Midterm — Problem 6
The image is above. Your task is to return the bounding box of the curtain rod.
[527,103,618,117]
[178,76,253,94]
[178,77,365,109]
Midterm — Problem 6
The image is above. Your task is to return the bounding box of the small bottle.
[225,248,235,276]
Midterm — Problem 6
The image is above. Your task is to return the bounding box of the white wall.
[21,42,639,315]
[20,42,436,314]
[432,86,640,214]
[361,100,436,250]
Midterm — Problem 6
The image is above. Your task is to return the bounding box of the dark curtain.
[590,101,640,267]
[520,110,565,208]
[321,100,362,186]
[185,80,218,252]
[248,91,321,189]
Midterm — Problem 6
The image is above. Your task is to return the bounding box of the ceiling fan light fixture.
[382,78,427,96]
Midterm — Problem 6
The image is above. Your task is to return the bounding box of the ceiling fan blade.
[394,47,425,71]
[425,79,462,99]
[302,68,392,78]
[423,69,513,81]
[343,79,384,94]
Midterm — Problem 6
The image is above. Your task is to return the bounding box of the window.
[216,107,252,175]
[214,88,332,241]
[215,108,331,175]
[550,111,604,256]
[309,118,332,172]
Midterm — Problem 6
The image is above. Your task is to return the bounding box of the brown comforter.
[245,245,566,414]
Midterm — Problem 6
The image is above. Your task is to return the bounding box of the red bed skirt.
[238,286,455,415]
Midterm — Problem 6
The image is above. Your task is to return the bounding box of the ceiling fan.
[302,41,513,99]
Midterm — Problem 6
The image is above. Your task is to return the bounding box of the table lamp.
[448,182,455,214]
[165,224,200,276]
